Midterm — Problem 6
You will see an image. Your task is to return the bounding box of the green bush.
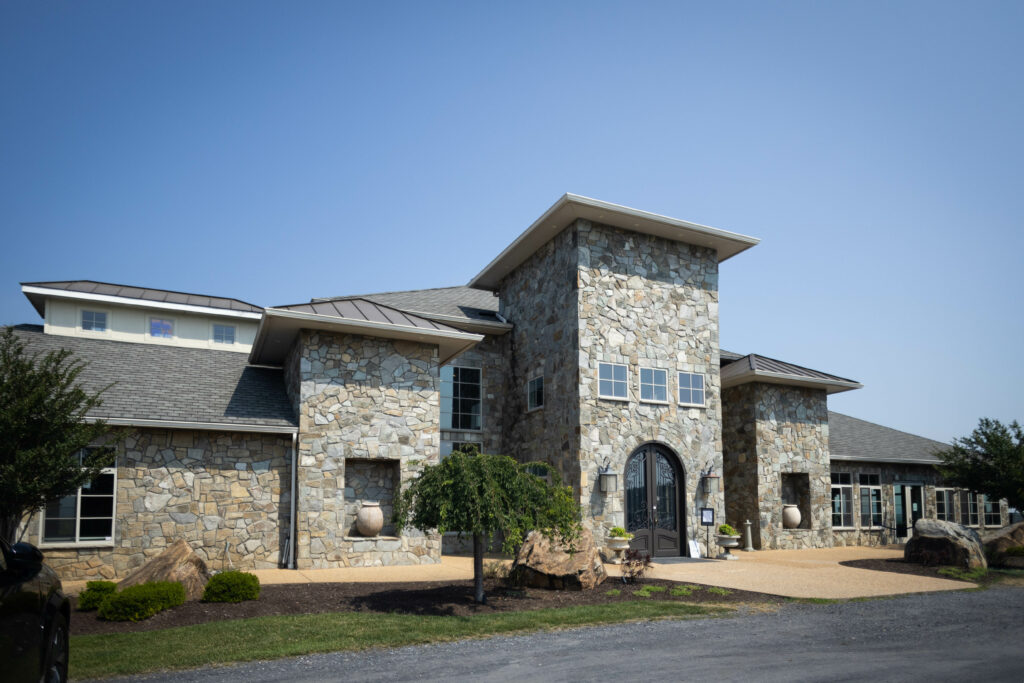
[718,524,738,536]
[97,581,186,622]
[77,581,117,611]
[1004,546,1024,557]
[202,571,260,603]
[608,526,632,539]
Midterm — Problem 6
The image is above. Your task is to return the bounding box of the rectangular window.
[527,375,544,411]
[440,441,482,458]
[639,368,668,403]
[935,488,955,522]
[983,496,1001,526]
[441,366,481,430]
[959,491,979,526]
[678,372,706,407]
[213,324,235,344]
[149,317,174,338]
[859,474,882,527]
[598,362,628,399]
[41,449,116,545]
[831,472,853,528]
[81,310,107,332]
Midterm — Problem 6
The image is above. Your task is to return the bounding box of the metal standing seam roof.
[21,280,264,315]
[9,325,296,431]
[270,298,468,333]
[312,286,503,325]
[828,411,948,464]
[720,352,862,394]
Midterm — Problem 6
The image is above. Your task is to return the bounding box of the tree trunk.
[473,532,486,604]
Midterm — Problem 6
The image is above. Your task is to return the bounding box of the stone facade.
[30,428,292,581]
[441,333,509,457]
[289,331,442,568]
[723,383,832,550]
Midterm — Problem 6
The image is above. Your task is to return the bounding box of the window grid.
[831,472,853,528]
[81,310,107,332]
[598,363,628,399]
[441,366,482,431]
[213,324,235,344]
[41,448,116,546]
[960,491,979,526]
[983,495,1001,526]
[639,368,668,403]
[935,488,955,522]
[149,317,174,338]
[527,375,544,411]
[859,474,882,527]
[678,372,706,407]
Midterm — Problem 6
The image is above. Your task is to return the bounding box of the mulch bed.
[70,578,785,636]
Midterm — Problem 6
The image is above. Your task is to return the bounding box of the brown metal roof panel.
[351,300,392,324]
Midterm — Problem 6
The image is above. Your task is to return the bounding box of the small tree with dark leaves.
[937,418,1023,514]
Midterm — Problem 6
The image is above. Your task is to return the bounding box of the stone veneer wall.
[574,221,724,556]
[723,383,831,550]
[31,428,292,581]
[291,331,441,568]
[722,384,762,545]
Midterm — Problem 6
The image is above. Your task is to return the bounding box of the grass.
[670,586,694,597]
[706,587,732,596]
[938,566,989,582]
[603,589,621,596]
[70,601,726,679]
[631,585,667,598]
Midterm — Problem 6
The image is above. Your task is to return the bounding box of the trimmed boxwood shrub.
[77,580,117,611]
[202,570,260,603]
[97,581,186,622]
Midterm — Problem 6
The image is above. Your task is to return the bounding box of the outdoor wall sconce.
[599,465,618,493]
[699,463,720,496]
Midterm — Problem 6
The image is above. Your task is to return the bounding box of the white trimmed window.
[441,366,482,430]
[935,488,955,522]
[527,375,544,411]
[831,472,853,528]
[213,323,236,344]
[598,362,628,400]
[639,368,668,403]
[149,317,174,338]
[959,491,979,526]
[859,474,882,527]
[41,449,116,546]
[440,441,482,458]
[983,495,1001,526]
[677,372,706,407]
[81,310,107,332]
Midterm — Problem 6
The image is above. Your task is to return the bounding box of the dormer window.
[213,324,235,344]
[149,317,174,338]
[81,310,107,332]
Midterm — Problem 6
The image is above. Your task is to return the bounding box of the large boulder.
[118,539,211,600]
[512,528,606,590]
[904,518,987,570]
[982,521,1024,566]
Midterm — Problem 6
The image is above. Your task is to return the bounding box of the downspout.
[288,431,297,569]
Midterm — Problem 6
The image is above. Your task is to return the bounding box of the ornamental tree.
[392,446,581,603]
[0,327,115,544]
[937,417,1023,514]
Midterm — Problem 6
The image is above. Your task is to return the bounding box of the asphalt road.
[97,586,1024,683]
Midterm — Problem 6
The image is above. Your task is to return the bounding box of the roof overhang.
[829,453,941,466]
[395,309,513,335]
[21,285,262,321]
[469,193,761,291]
[249,308,483,366]
[721,366,863,395]
[84,416,297,435]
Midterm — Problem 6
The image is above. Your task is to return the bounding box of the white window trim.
[638,367,670,405]
[148,315,176,340]
[597,362,630,401]
[526,374,544,412]
[935,487,956,523]
[960,490,980,527]
[831,472,854,530]
[982,494,1002,527]
[212,322,237,345]
[677,371,707,408]
[79,306,111,335]
[441,365,483,432]
[858,474,883,529]
[38,462,117,549]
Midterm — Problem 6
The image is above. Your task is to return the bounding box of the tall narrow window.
[441,366,481,430]
[859,474,882,527]
[639,368,668,403]
[527,375,544,411]
[149,317,174,338]
[41,449,116,545]
[598,363,628,399]
[213,324,235,344]
[983,495,1001,526]
[831,472,853,528]
[678,372,705,407]
[81,310,107,332]
[959,491,979,526]
[935,488,955,522]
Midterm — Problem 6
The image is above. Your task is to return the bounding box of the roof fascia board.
[829,454,941,465]
[84,416,297,435]
[22,285,262,320]
[721,367,863,394]
[469,193,760,290]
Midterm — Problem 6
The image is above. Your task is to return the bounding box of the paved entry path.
[607,546,973,598]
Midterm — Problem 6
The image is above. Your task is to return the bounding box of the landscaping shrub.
[1004,546,1024,557]
[98,581,186,622]
[202,570,260,603]
[77,580,117,611]
[620,549,653,583]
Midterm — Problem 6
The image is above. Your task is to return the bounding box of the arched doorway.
[624,443,685,557]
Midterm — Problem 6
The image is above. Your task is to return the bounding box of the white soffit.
[469,193,761,291]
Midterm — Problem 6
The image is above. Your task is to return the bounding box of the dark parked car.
[0,539,70,683]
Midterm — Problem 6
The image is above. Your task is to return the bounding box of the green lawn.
[71,601,727,679]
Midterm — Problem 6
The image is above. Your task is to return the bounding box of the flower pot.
[356,501,384,537]
[606,536,631,564]
[715,534,741,560]
[782,504,802,529]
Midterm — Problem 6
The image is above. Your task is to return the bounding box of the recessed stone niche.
[344,458,399,537]
[781,473,811,530]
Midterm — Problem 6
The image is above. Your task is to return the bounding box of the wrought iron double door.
[624,444,684,557]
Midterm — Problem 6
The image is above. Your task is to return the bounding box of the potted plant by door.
[715,523,741,560]
[607,526,633,564]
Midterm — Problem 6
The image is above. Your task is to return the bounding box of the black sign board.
[700,507,714,526]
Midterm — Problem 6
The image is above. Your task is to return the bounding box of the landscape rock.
[982,521,1024,566]
[118,539,211,600]
[904,519,987,569]
[512,528,606,590]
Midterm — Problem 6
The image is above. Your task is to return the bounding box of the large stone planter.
[356,501,384,537]
[716,534,741,560]
[782,504,802,529]
[606,536,631,564]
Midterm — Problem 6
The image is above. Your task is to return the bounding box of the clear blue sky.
[2,1,1021,443]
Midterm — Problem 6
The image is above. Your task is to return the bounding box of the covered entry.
[624,443,685,557]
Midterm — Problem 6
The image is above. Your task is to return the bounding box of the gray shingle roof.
[314,286,501,324]
[10,325,295,430]
[829,411,947,464]
[271,298,465,333]
[22,280,263,315]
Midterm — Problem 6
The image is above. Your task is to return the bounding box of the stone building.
[9,194,1009,579]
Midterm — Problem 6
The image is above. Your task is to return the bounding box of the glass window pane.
[614,380,627,398]
[693,374,704,390]
[613,364,626,382]
[691,389,704,405]
[46,495,77,519]
[599,363,612,380]
[640,368,652,384]
[79,518,113,541]
[82,473,114,495]
[43,519,76,543]
[640,383,652,401]
[599,379,613,396]
[80,496,114,518]
[654,385,667,402]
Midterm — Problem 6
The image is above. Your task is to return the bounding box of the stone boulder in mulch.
[118,539,211,600]
[982,521,1024,566]
[512,528,606,591]
[904,518,987,569]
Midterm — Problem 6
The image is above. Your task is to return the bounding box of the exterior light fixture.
[599,465,618,493]
[699,462,720,496]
